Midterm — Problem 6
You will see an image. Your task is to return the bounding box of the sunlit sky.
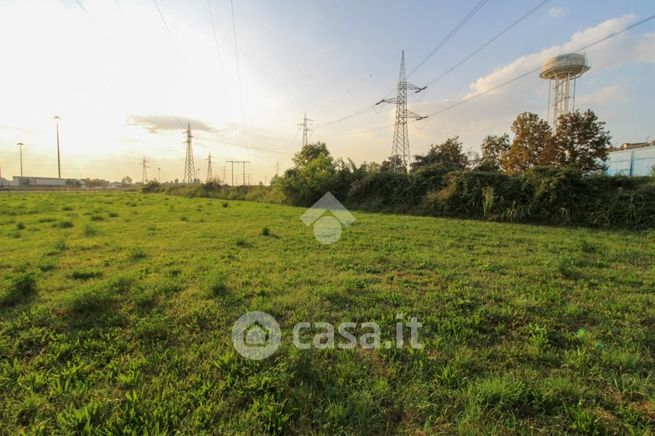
[1,0,654,183]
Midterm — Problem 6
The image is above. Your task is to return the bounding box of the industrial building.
[12,176,81,187]
[606,142,655,176]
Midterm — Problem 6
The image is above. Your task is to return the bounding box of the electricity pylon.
[298,113,312,147]
[206,153,215,182]
[183,123,196,183]
[141,157,150,184]
[377,51,426,170]
[226,160,249,186]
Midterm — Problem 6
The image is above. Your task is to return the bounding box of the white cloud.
[633,32,655,63]
[549,7,564,18]
[404,15,654,155]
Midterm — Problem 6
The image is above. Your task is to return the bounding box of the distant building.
[0,177,11,187]
[606,142,655,177]
[12,176,81,187]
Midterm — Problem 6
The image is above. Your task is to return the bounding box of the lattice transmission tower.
[298,113,312,148]
[378,51,426,171]
[205,153,215,182]
[183,123,196,183]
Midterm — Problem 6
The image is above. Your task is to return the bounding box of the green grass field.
[1,191,654,434]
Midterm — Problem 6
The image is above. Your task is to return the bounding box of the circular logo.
[231,311,281,360]
[313,215,343,245]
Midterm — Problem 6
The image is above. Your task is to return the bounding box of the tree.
[411,136,468,171]
[278,142,338,205]
[478,134,510,171]
[552,110,611,172]
[501,112,555,172]
[121,176,133,185]
[380,155,407,172]
[293,142,332,168]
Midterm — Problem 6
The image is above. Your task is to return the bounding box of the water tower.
[540,53,590,128]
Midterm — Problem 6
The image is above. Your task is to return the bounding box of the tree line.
[274,110,655,228]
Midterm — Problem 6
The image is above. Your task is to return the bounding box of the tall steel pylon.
[183,123,196,183]
[378,51,426,170]
[205,153,215,182]
[141,157,150,184]
[298,113,312,147]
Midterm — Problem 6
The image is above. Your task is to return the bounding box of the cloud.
[466,15,636,97]
[633,32,655,63]
[404,15,654,155]
[126,115,216,134]
[549,7,564,18]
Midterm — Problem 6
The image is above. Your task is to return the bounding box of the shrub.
[261,226,270,236]
[56,220,74,229]
[16,222,25,230]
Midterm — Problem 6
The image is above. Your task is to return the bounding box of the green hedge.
[426,167,655,228]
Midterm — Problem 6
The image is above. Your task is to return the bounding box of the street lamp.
[54,116,61,178]
[17,143,24,177]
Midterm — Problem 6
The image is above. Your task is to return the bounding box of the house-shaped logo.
[231,311,281,360]
[300,192,355,244]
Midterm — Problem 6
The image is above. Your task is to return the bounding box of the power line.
[325,13,655,136]
[113,0,126,16]
[74,0,93,20]
[423,12,655,119]
[408,0,489,78]
[316,1,489,130]
[230,0,245,121]
[152,0,177,49]
[422,0,550,91]
[207,0,223,70]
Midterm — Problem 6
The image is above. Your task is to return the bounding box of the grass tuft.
[0,271,38,306]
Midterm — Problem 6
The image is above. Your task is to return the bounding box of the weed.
[56,220,74,229]
[16,222,25,230]
[83,224,98,237]
[0,271,37,305]
[261,226,271,236]
[205,271,228,297]
[71,269,103,280]
[128,247,147,261]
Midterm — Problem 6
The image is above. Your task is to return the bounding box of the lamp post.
[54,115,61,178]
[17,142,24,177]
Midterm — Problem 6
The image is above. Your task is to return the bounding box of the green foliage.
[411,136,468,171]
[1,271,37,305]
[261,226,271,236]
[205,271,228,297]
[427,167,655,228]
[502,112,555,172]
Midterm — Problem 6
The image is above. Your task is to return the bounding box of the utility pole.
[158,167,161,182]
[54,115,62,178]
[377,50,426,171]
[141,157,150,184]
[298,113,312,148]
[17,143,24,177]
[226,160,249,186]
[223,166,226,184]
[183,123,196,183]
[205,153,214,182]
[275,161,280,177]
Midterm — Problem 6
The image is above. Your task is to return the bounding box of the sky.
[0,0,654,183]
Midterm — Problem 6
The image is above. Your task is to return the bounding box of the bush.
[426,168,655,229]
[261,226,270,236]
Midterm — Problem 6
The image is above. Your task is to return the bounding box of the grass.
[0,191,654,433]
